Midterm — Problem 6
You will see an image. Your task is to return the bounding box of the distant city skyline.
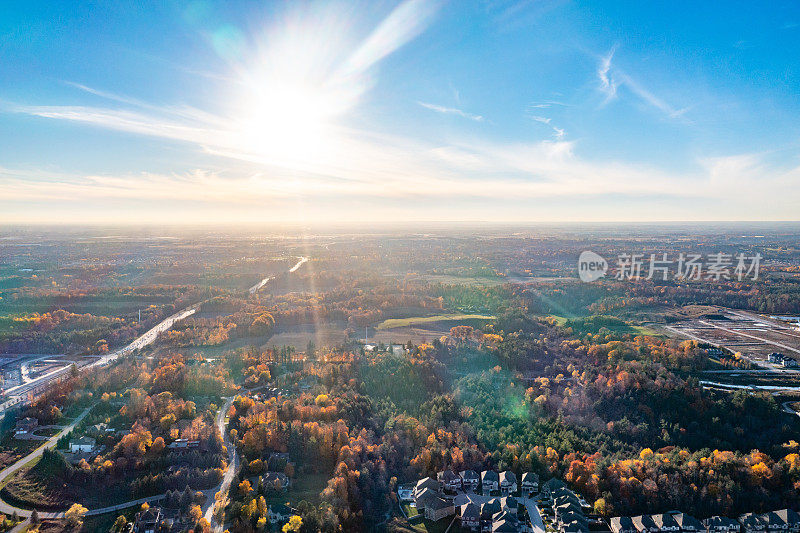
[2,1,800,223]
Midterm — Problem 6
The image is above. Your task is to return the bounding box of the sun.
[233,80,335,163]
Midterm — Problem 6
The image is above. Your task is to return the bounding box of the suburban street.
[0,405,94,519]
[204,396,238,532]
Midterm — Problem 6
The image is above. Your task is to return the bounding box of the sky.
[2,0,800,224]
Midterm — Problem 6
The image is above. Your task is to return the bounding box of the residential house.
[653,513,681,532]
[611,516,638,533]
[740,514,767,533]
[439,469,462,492]
[500,496,518,514]
[267,504,294,524]
[492,510,522,532]
[133,506,163,533]
[482,470,500,493]
[69,436,96,453]
[414,477,440,498]
[424,496,455,522]
[481,499,502,532]
[167,438,199,450]
[673,512,704,533]
[454,493,473,507]
[499,471,517,494]
[263,471,290,491]
[14,417,38,434]
[762,512,790,533]
[704,516,741,533]
[558,509,588,528]
[562,520,590,533]
[632,515,660,533]
[775,510,800,533]
[415,487,438,510]
[541,478,567,499]
[460,470,481,491]
[555,501,582,525]
[521,472,539,495]
[460,502,481,531]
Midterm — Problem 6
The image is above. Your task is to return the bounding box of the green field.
[376,314,495,330]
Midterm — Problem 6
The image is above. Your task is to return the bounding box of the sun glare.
[233,79,334,162]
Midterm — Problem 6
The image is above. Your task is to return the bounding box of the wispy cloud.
[418,102,484,121]
[527,114,566,139]
[597,47,618,102]
[340,0,442,78]
[596,46,688,119]
[528,101,570,109]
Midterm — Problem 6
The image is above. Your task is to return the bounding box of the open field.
[266,323,348,350]
[376,314,495,330]
[263,471,328,507]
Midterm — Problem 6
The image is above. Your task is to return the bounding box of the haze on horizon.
[2,1,800,224]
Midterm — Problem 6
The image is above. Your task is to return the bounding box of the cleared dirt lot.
[668,307,800,369]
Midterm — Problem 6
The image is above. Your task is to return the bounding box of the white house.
[69,436,96,453]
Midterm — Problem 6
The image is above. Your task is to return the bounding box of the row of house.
[545,479,589,533]
[459,498,524,532]
[435,469,540,496]
[768,352,798,367]
[611,509,800,533]
[413,477,527,531]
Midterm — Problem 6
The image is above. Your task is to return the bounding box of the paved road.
[89,304,199,369]
[0,304,200,416]
[0,405,93,519]
[204,396,238,532]
[249,256,308,294]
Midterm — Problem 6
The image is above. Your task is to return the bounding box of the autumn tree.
[65,503,88,528]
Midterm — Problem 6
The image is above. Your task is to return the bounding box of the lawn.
[263,471,329,507]
[402,503,419,518]
[376,314,495,330]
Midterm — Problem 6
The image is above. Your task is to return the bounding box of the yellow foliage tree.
[282,515,303,532]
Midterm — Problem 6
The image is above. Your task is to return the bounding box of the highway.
[88,304,199,369]
[0,304,200,416]
[249,256,308,294]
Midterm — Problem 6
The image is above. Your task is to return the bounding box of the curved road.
[203,396,238,531]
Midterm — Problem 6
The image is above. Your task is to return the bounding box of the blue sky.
[2,0,800,223]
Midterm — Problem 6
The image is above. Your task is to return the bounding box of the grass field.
[376,314,495,330]
[263,471,329,507]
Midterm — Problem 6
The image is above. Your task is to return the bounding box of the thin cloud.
[597,47,618,102]
[340,0,442,78]
[418,102,484,121]
[596,46,688,119]
[528,114,566,139]
[528,101,570,109]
